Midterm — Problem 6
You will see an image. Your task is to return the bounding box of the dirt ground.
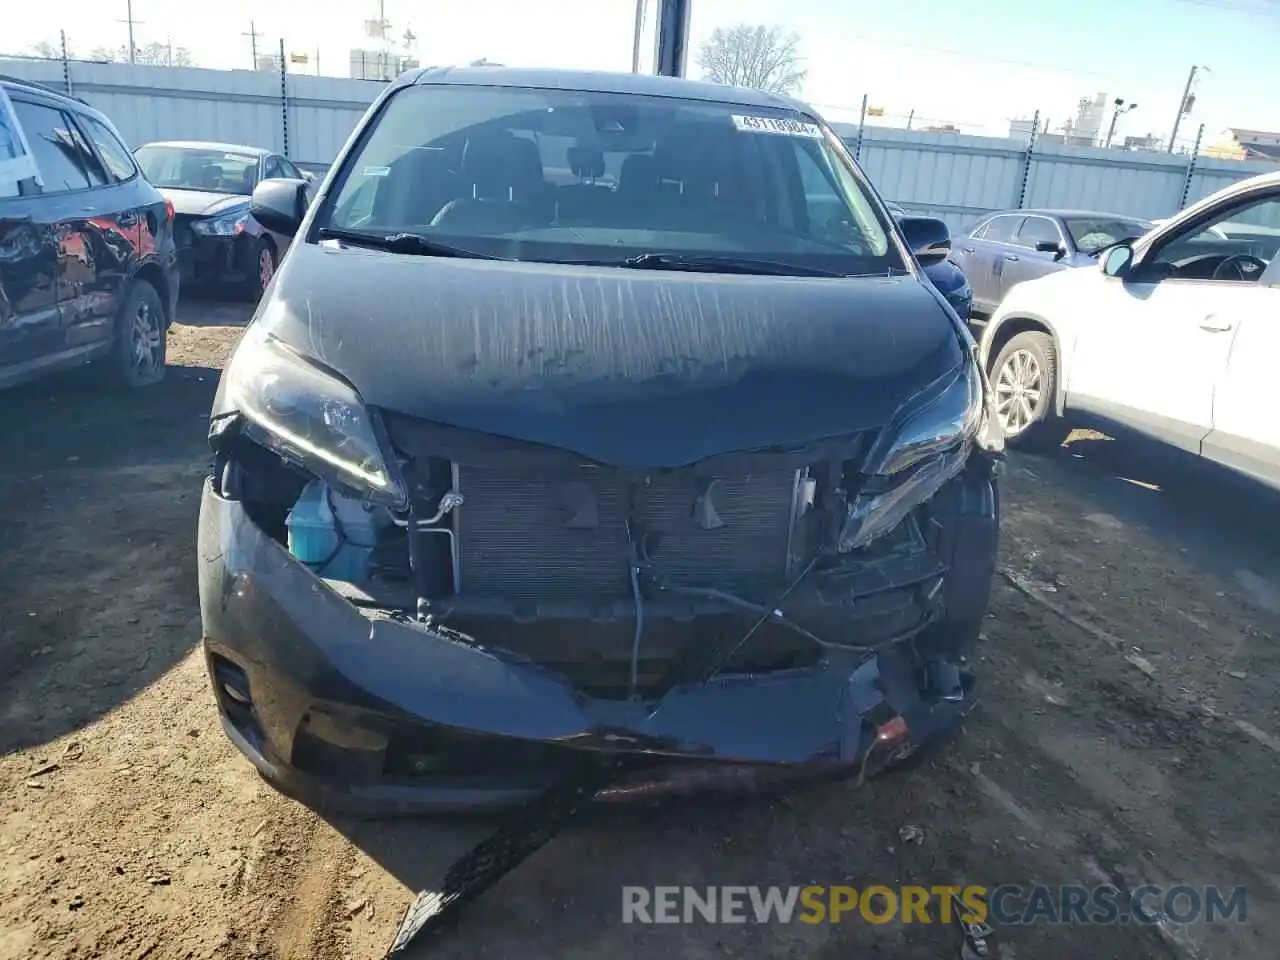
[2,301,1279,960]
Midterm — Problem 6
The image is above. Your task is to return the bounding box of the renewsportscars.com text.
[621,885,1247,926]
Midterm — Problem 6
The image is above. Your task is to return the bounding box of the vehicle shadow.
[1011,429,1280,594]
[0,362,217,755]
[177,293,256,327]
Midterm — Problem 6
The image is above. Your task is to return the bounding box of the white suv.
[978,170,1280,490]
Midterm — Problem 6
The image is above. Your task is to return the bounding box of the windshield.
[319,84,901,276]
[135,145,259,194]
[1064,217,1153,255]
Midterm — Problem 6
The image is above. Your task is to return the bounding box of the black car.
[0,76,178,390]
[951,207,1152,318]
[134,141,310,300]
[198,66,1003,815]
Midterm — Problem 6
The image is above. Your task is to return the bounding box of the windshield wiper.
[316,227,505,260]
[576,252,847,278]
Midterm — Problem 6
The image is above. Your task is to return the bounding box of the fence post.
[854,93,868,160]
[60,30,73,96]
[279,38,290,159]
[1178,123,1206,211]
[1015,109,1041,209]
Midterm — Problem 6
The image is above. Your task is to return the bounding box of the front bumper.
[197,468,996,814]
[178,233,255,287]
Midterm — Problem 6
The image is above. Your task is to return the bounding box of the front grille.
[455,461,799,602]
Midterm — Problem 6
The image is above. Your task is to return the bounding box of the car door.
[1200,200,1280,489]
[961,214,1024,314]
[10,96,128,353]
[1065,192,1280,455]
[1003,215,1068,293]
[0,173,61,379]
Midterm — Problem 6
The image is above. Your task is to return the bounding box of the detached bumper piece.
[387,762,619,955]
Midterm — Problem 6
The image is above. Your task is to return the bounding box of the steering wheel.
[1211,253,1268,282]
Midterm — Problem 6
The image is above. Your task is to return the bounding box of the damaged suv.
[198,66,1003,813]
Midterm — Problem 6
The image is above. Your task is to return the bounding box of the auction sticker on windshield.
[731,115,823,138]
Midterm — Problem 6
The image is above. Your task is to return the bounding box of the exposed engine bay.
[215,407,997,703]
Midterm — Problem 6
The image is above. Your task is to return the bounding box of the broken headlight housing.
[220,324,408,509]
[838,360,985,552]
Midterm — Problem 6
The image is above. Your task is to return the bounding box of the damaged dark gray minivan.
[197,66,1003,813]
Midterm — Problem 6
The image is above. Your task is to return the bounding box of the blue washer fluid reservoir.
[286,479,388,581]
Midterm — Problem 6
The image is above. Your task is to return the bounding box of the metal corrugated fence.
[2,57,1274,227]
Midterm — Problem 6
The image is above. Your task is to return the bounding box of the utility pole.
[1167,65,1201,154]
[632,0,646,73]
[1105,98,1136,149]
[118,0,142,64]
[906,108,914,132]
[243,20,260,68]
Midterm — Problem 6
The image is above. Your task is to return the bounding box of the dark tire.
[988,330,1070,452]
[244,237,277,302]
[111,279,166,388]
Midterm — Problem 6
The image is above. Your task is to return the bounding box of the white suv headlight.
[221,324,407,508]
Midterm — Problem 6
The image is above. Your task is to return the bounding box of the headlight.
[221,325,407,508]
[838,361,984,552]
[192,209,250,236]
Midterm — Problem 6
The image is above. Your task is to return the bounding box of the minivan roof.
[401,65,812,114]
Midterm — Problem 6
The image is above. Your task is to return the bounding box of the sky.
[4,0,1278,146]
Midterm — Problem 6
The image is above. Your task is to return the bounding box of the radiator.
[454,461,800,603]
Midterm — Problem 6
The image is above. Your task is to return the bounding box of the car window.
[135,145,259,194]
[1148,195,1280,283]
[78,115,136,182]
[278,158,303,180]
[1064,217,1150,255]
[967,218,992,238]
[11,98,91,193]
[1015,216,1061,250]
[982,215,1023,244]
[65,117,109,187]
[263,157,285,179]
[320,84,901,277]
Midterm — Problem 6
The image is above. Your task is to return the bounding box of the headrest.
[461,130,544,199]
[566,145,606,180]
[617,153,658,195]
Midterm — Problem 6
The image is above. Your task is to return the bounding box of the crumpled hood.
[252,242,964,467]
[162,188,249,218]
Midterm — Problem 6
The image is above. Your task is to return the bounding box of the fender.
[979,309,1070,418]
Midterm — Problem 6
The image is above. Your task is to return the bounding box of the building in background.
[1204,128,1280,162]
[1008,117,1036,140]
[349,4,419,80]
[1122,133,1162,151]
[348,50,420,80]
[1061,93,1108,147]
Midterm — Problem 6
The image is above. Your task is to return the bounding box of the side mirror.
[1035,239,1068,260]
[251,178,310,237]
[302,170,316,183]
[1101,242,1134,278]
[899,216,951,267]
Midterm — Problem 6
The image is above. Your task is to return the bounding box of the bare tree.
[26,40,61,59]
[697,24,806,95]
[87,42,196,66]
